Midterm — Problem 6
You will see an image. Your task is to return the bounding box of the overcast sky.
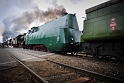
[0,0,109,42]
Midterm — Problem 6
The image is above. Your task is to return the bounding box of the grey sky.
[70,0,83,4]
[0,0,109,42]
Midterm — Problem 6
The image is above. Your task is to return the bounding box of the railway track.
[4,48,124,83]
[4,49,48,83]
[12,48,124,63]
[63,52,124,66]
[47,59,124,83]
[15,48,124,63]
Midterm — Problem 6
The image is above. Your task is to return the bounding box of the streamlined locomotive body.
[24,14,82,54]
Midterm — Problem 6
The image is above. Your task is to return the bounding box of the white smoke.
[1,0,67,42]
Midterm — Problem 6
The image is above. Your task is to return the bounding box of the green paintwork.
[25,14,82,52]
[82,1,124,41]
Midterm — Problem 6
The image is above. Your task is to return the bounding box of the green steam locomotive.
[24,13,82,54]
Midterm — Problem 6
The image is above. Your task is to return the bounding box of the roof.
[86,0,124,14]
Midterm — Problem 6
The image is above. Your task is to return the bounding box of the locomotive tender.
[24,13,82,54]
[81,0,124,59]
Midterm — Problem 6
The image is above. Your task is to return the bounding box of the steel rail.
[1,65,18,71]
[47,59,124,83]
[5,49,48,83]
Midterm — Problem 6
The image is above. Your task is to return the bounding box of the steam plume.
[2,1,67,42]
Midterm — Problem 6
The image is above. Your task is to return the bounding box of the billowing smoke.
[2,17,13,41]
[2,0,67,42]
